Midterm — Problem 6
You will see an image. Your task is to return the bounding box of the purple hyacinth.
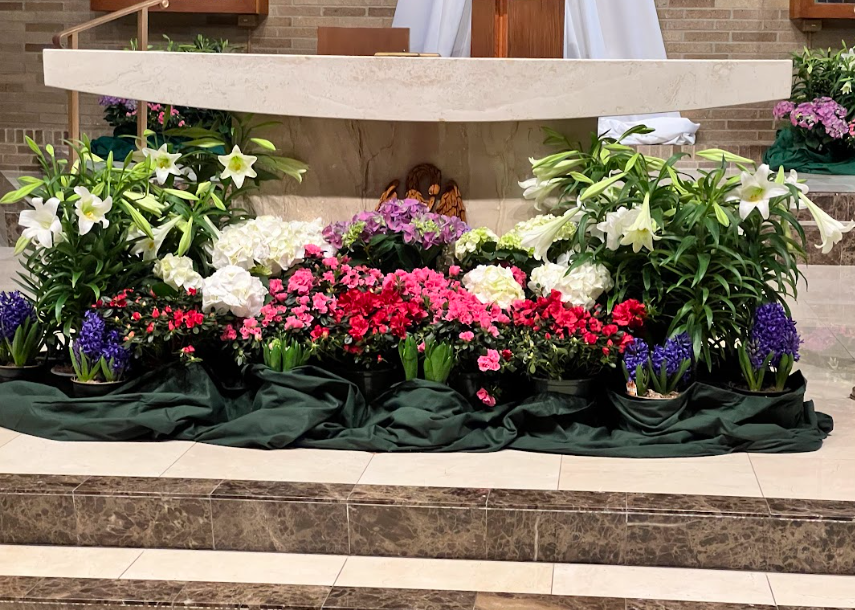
[748,303,801,369]
[0,291,35,341]
[98,96,135,109]
[622,338,649,381]
[102,329,130,375]
[77,311,107,359]
[661,333,693,380]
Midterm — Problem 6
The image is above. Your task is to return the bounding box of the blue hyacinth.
[0,291,35,341]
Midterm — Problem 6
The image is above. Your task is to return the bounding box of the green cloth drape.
[0,365,832,457]
[764,128,855,175]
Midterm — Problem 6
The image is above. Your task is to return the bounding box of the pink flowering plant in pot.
[226,249,429,373]
[389,266,517,406]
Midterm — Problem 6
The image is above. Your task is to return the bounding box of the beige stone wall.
[1,0,854,184]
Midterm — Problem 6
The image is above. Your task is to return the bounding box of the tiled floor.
[0,255,852,500]
[1,545,855,607]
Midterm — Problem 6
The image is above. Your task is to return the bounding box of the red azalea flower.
[145,323,154,333]
[152,308,160,319]
[132,312,141,321]
[612,299,646,329]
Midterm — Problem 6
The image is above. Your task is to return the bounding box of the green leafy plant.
[0,318,43,367]
[398,336,419,381]
[516,129,853,371]
[2,138,159,346]
[264,336,312,372]
[423,340,454,385]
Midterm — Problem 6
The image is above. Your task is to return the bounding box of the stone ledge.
[1,474,854,575]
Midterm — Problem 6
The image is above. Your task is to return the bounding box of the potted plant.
[263,336,312,372]
[736,303,801,395]
[0,291,45,382]
[323,198,470,273]
[510,292,642,397]
[69,311,132,397]
[622,333,694,400]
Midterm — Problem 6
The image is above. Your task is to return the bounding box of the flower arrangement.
[323,198,470,272]
[623,333,694,398]
[738,303,802,392]
[70,311,131,383]
[510,291,641,381]
[0,291,43,367]
[517,129,854,371]
[528,257,613,309]
[97,288,223,366]
[765,44,855,172]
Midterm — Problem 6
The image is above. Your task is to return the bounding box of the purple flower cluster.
[98,96,136,110]
[74,311,131,376]
[0,291,35,341]
[651,333,693,381]
[748,303,801,369]
[323,198,470,250]
[777,97,850,139]
[624,334,693,382]
[622,338,649,381]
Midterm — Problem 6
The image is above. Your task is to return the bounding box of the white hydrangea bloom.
[462,265,525,309]
[211,221,268,270]
[154,254,204,292]
[211,217,333,273]
[202,265,267,318]
[528,260,614,310]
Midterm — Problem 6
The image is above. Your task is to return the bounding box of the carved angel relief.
[378,163,467,223]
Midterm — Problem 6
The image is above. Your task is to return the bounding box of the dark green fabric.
[0,365,832,457]
[764,128,855,175]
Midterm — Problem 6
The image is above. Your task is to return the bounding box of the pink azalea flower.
[476,388,496,407]
[459,331,475,342]
[477,349,501,372]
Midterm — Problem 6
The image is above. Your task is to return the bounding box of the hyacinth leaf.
[398,336,418,381]
[424,342,453,385]
[634,363,647,397]
[737,344,757,391]
[264,340,282,371]
[775,354,794,392]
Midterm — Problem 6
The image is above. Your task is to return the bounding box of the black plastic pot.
[449,372,486,404]
[335,367,401,403]
[71,379,125,398]
[49,364,76,396]
[531,377,596,398]
[0,363,45,383]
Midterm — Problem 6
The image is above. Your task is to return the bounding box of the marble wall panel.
[248,117,597,234]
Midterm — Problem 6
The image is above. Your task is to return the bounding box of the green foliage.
[527,129,808,371]
[5,138,154,346]
[0,317,44,367]
[423,340,454,385]
[263,337,312,372]
[791,43,855,109]
[738,347,794,392]
[397,336,419,381]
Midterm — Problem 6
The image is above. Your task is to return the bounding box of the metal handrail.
[53,0,169,48]
[52,0,170,148]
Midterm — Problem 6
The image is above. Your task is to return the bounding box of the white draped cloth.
[392,0,699,145]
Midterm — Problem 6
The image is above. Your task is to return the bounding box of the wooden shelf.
[790,0,855,20]
[90,0,268,15]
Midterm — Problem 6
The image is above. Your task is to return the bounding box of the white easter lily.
[19,196,63,248]
[799,192,855,255]
[592,206,642,251]
[519,176,562,209]
[142,144,182,185]
[217,145,257,189]
[729,164,789,220]
[519,208,580,261]
[785,169,809,195]
[128,215,181,260]
[619,196,661,253]
[73,186,112,235]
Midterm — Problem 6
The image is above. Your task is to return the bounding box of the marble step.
[2,545,855,609]
[2,473,854,575]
